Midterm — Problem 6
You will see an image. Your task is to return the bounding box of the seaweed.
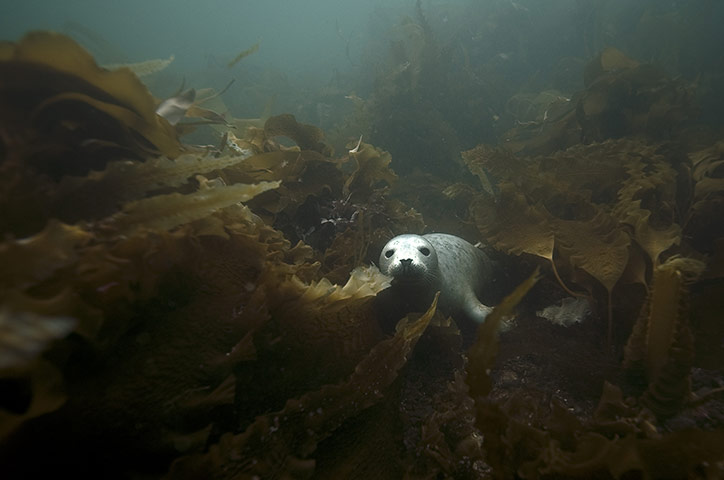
[463,135,703,344]
[467,268,542,399]
[1,25,723,480]
[624,257,706,417]
[168,294,438,479]
[0,31,183,161]
[100,181,280,236]
[227,42,260,68]
[103,54,175,77]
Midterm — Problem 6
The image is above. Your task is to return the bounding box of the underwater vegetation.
[1,11,724,480]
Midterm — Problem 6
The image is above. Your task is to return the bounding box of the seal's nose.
[400,258,412,274]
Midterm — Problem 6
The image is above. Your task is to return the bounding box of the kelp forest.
[1,1,724,478]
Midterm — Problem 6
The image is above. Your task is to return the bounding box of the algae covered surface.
[1,1,724,478]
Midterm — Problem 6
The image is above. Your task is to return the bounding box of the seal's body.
[379,233,494,324]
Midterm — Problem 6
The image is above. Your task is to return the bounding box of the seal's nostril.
[400,258,412,265]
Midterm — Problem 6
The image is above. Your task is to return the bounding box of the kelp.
[156,88,197,125]
[624,257,706,417]
[50,152,254,222]
[464,137,699,342]
[686,141,724,251]
[168,295,437,479]
[467,268,541,399]
[227,42,260,68]
[260,265,392,381]
[0,31,189,236]
[2,24,724,480]
[0,221,92,290]
[343,141,398,201]
[502,48,695,156]
[0,31,183,161]
[157,82,237,130]
[101,180,280,236]
[103,54,175,77]
[0,31,437,478]
[0,359,68,441]
[264,113,333,155]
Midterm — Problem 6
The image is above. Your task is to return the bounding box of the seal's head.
[379,234,439,287]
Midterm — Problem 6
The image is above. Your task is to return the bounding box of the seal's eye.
[418,247,430,256]
[385,249,395,258]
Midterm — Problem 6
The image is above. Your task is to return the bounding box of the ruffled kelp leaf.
[471,183,555,261]
[184,103,232,126]
[264,113,332,155]
[103,54,175,77]
[626,211,681,268]
[0,360,68,441]
[222,149,344,221]
[554,210,630,342]
[168,294,438,479]
[50,153,254,222]
[703,238,724,280]
[319,225,374,284]
[613,142,681,265]
[623,256,705,417]
[686,141,724,249]
[534,140,632,202]
[34,91,181,158]
[553,210,631,294]
[155,88,196,126]
[227,42,259,68]
[503,49,693,156]
[343,142,397,200]
[624,257,704,378]
[578,50,694,143]
[101,181,280,235]
[11,205,308,458]
[0,220,92,290]
[583,47,640,88]
[464,138,694,343]
[462,143,530,186]
[467,268,540,400]
[158,82,237,129]
[478,379,724,480]
[505,90,572,124]
[194,89,270,147]
[518,428,724,479]
[263,265,392,380]
[0,31,183,160]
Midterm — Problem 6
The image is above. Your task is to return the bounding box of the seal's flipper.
[464,296,493,323]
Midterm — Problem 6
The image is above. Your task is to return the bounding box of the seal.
[378,233,495,325]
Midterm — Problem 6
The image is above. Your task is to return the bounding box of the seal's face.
[379,234,439,286]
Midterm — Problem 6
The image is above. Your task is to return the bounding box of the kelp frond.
[466,269,541,400]
[624,256,706,417]
[227,42,260,68]
[103,54,175,77]
[102,181,280,235]
[168,294,437,479]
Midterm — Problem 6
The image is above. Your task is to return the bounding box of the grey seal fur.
[379,233,494,324]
